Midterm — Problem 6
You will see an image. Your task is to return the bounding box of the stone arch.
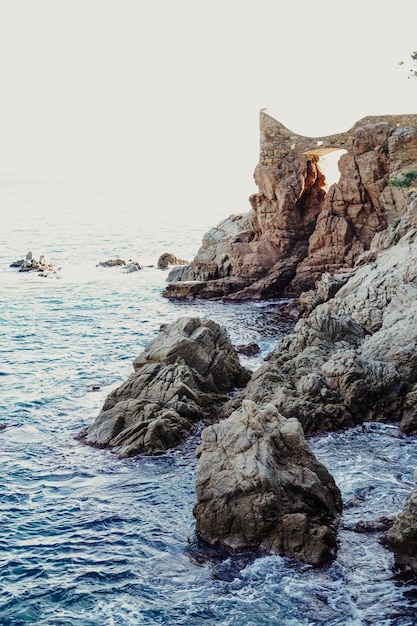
[259,109,417,167]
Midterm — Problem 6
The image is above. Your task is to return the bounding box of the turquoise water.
[1,173,417,625]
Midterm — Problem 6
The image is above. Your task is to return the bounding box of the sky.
[0,0,416,190]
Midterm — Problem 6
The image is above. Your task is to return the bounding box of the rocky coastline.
[82,114,417,569]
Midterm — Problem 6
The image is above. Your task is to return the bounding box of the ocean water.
[1,172,417,626]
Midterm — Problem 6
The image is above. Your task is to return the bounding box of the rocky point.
[164,113,417,301]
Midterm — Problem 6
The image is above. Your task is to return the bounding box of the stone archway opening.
[304,147,347,191]
[319,149,347,189]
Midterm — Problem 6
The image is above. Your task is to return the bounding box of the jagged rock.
[222,194,417,435]
[298,271,352,315]
[157,252,189,270]
[193,400,342,566]
[164,114,417,301]
[80,317,250,457]
[386,481,417,570]
[168,213,254,280]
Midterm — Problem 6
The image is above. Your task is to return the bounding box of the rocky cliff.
[164,113,417,300]
[222,191,417,435]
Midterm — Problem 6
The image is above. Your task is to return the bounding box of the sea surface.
[1,172,417,625]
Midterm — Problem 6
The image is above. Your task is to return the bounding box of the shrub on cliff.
[388,170,417,194]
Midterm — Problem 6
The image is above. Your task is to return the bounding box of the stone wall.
[260,110,417,166]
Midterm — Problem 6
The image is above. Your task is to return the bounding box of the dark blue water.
[1,174,417,625]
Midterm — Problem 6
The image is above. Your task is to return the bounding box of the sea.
[1,171,417,626]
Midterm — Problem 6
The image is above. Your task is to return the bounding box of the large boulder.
[193,400,342,566]
[80,317,250,457]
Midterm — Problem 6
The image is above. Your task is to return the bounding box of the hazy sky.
[0,0,416,181]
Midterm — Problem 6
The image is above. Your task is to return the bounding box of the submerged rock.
[80,317,250,457]
[193,400,342,566]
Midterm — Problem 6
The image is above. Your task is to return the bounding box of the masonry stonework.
[259,109,417,166]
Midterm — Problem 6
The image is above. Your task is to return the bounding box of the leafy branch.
[399,51,417,79]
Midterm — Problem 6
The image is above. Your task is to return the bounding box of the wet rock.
[86,383,102,392]
[193,400,342,566]
[235,342,260,357]
[386,483,417,570]
[352,517,394,534]
[80,317,250,457]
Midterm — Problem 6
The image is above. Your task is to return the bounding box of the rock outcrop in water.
[193,400,342,565]
[10,251,55,274]
[164,113,417,300]
[80,317,250,457]
[97,258,142,272]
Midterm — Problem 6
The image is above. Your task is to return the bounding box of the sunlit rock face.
[164,113,417,301]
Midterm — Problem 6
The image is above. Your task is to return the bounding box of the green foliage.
[388,170,417,191]
[399,51,417,79]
